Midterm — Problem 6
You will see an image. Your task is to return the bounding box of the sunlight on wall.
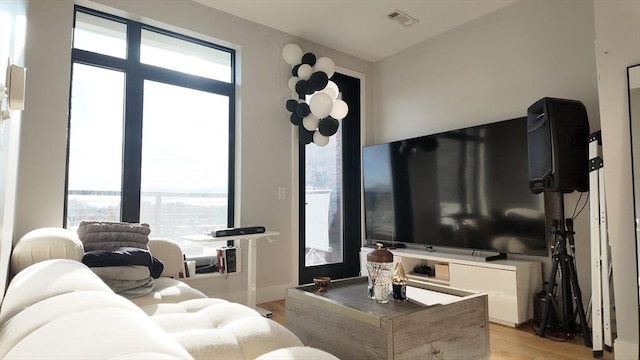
[0,0,28,303]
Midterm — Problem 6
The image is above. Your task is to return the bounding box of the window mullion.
[139,64,233,94]
[121,23,143,222]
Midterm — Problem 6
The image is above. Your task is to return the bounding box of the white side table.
[182,231,279,317]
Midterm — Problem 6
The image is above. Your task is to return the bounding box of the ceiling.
[192,0,519,62]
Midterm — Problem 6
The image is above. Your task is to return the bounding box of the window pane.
[74,12,127,58]
[305,128,344,266]
[139,80,229,256]
[141,29,232,82]
[67,64,125,227]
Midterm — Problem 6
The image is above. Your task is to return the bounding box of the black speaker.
[527,97,590,194]
[533,290,559,329]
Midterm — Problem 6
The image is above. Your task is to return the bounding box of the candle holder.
[313,276,331,292]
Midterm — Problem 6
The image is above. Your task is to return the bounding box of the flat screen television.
[362,117,548,257]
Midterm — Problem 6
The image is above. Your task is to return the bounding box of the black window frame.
[64,6,236,229]
[298,72,362,284]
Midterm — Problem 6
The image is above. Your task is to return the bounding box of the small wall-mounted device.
[217,246,237,274]
[1,59,26,121]
[7,64,26,111]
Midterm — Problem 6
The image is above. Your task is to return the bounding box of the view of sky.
[68,15,233,194]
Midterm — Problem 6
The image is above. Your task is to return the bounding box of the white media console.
[360,247,542,327]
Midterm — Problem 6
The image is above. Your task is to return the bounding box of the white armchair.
[128,237,208,307]
[148,237,186,278]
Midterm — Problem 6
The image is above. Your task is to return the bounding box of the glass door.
[298,72,361,285]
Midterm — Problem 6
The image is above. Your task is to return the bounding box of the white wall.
[14,0,73,239]
[0,0,27,302]
[372,0,600,144]
[594,1,640,357]
[373,0,598,306]
[14,0,372,303]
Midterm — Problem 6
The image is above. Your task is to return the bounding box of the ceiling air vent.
[387,9,419,27]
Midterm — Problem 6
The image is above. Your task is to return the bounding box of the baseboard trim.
[196,282,297,305]
[257,282,297,303]
[614,338,639,358]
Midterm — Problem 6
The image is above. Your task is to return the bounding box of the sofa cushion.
[3,308,193,360]
[10,227,84,275]
[0,259,113,325]
[127,277,208,307]
[255,347,340,360]
[172,328,243,360]
[149,300,304,360]
[174,297,230,312]
[152,313,306,360]
[196,302,263,326]
[110,353,189,360]
[225,317,304,359]
[149,302,264,337]
[0,291,143,358]
[138,298,229,316]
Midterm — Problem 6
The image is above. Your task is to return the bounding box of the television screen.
[362,117,547,256]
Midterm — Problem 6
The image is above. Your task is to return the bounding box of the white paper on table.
[406,286,460,306]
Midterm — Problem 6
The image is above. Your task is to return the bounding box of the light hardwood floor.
[258,300,615,360]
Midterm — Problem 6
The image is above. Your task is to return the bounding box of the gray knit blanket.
[78,221,156,298]
[77,220,151,252]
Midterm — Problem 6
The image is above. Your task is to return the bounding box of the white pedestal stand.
[182,231,279,317]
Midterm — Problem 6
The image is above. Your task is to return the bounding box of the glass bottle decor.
[366,243,393,303]
[392,261,408,300]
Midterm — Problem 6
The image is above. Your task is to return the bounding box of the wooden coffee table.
[285,277,489,360]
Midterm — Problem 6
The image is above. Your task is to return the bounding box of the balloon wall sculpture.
[282,43,348,147]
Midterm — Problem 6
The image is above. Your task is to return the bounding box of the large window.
[66,7,235,256]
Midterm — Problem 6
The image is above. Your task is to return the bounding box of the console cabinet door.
[449,263,519,326]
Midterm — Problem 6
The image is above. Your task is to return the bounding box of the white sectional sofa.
[0,228,338,360]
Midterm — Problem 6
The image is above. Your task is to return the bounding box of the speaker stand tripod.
[588,131,614,357]
[536,192,592,347]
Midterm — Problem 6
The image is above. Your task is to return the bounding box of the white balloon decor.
[321,81,339,100]
[313,57,336,78]
[313,132,330,147]
[288,76,298,91]
[309,92,333,119]
[282,43,349,146]
[297,64,313,81]
[330,99,349,120]
[302,114,320,132]
[282,43,303,66]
